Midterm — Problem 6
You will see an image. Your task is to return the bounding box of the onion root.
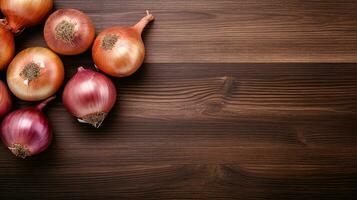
[8,144,30,159]
[78,112,107,128]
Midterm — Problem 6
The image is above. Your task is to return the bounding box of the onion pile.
[1,96,55,159]
[44,8,95,55]
[92,11,154,77]
[62,67,117,128]
[0,2,155,158]
[0,0,53,70]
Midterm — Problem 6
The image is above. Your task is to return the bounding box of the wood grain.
[1,0,357,199]
[1,63,357,199]
[14,0,357,63]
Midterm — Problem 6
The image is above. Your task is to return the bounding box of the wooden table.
[1,0,357,199]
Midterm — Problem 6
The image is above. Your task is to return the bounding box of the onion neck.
[77,66,85,72]
[132,10,155,34]
[9,144,30,159]
[36,96,56,111]
[0,19,24,35]
[0,19,12,32]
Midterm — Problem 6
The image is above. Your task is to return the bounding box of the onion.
[7,47,64,101]
[0,80,12,117]
[0,0,53,33]
[1,96,55,159]
[0,24,14,70]
[92,11,155,77]
[62,67,117,128]
[44,8,95,55]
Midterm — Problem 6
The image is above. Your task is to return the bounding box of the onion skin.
[62,67,117,128]
[0,0,53,33]
[7,47,64,101]
[0,96,54,159]
[0,80,12,117]
[92,11,154,77]
[44,9,95,55]
[0,25,14,70]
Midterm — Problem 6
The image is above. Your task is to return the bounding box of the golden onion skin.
[92,11,154,77]
[44,9,95,55]
[0,26,15,70]
[1,0,53,33]
[7,47,64,101]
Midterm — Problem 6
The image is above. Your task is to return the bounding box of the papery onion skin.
[0,25,14,70]
[0,96,54,159]
[62,67,117,128]
[44,8,95,55]
[0,80,12,117]
[0,0,53,33]
[7,47,64,101]
[92,11,154,77]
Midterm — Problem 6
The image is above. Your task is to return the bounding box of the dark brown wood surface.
[1,0,357,199]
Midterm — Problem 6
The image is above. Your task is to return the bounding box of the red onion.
[1,96,55,158]
[62,67,117,128]
[0,80,12,117]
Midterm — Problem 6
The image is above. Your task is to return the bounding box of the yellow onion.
[44,8,95,55]
[7,47,64,101]
[1,0,53,33]
[92,11,154,77]
[0,24,14,70]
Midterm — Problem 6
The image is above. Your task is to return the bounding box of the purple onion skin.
[0,98,54,159]
[62,67,117,128]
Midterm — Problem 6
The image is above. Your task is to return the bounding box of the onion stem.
[133,10,155,33]
[36,96,56,110]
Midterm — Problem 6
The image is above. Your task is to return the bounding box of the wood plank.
[15,0,357,63]
[2,0,357,199]
[1,63,356,199]
[0,163,356,199]
[8,63,357,148]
